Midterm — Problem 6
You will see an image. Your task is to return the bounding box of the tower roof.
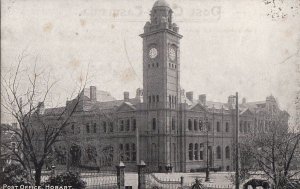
[153,0,170,8]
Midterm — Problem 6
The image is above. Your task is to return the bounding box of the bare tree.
[1,52,88,186]
[240,112,300,189]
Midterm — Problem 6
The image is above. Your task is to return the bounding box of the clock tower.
[140,0,182,110]
[140,0,183,171]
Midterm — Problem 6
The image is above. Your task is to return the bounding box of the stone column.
[137,160,146,189]
[116,161,125,189]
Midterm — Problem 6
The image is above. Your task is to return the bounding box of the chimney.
[186,91,193,102]
[228,95,236,107]
[242,97,246,104]
[124,92,129,101]
[90,86,97,101]
[199,94,206,105]
[37,102,45,115]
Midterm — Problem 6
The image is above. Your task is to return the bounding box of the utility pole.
[235,92,240,189]
[205,115,210,182]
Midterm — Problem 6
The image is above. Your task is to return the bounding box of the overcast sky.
[1,0,300,124]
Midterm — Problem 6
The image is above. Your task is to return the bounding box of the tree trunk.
[35,165,43,186]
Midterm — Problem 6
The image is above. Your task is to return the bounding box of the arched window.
[152,118,156,130]
[188,143,193,161]
[199,143,204,160]
[216,146,221,159]
[225,122,229,132]
[125,143,130,161]
[188,119,192,130]
[169,95,172,108]
[194,144,199,160]
[156,95,159,102]
[199,120,203,131]
[172,117,175,130]
[244,121,247,133]
[120,120,124,131]
[194,119,198,131]
[151,143,157,163]
[131,143,136,162]
[225,146,230,159]
[216,121,220,132]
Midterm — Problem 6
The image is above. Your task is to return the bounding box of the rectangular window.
[119,144,124,161]
[132,119,136,131]
[86,124,90,133]
[216,121,220,132]
[152,118,156,130]
[126,119,130,131]
[172,118,175,130]
[93,123,97,133]
[120,120,124,131]
[103,122,107,133]
[109,122,114,132]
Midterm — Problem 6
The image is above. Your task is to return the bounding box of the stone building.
[36,0,289,172]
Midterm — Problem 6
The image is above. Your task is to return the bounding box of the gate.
[137,161,184,189]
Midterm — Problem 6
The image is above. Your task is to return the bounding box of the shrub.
[44,172,86,189]
[0,164,32,186]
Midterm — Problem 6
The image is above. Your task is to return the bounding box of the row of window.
[148,62,159,68]
[151,117,176,130]
[70,119,137,134]
[119,143,136,162]
[169,63,177,69]
[169,95,177,109]
[187,119,230,133]
[188,143,230,161]
[239,121,251,133]
[148,95,159,103]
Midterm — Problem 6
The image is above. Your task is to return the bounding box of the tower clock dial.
[169,47,176,61]
[149,48,158,59]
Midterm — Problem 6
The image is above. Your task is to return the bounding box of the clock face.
[169,47,176,61]
[149,48,158,59]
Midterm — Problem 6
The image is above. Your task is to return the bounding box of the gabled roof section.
[116,102,136,112]
[189,103,206,112]
[239,108,253,116]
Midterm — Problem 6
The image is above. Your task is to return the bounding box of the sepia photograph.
[1,0,300,188]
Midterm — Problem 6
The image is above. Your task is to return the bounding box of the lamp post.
[205,116,210,182]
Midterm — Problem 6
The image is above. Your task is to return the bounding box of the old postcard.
[1,0,300,188]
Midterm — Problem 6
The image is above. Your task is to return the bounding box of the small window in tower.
[157,62,159,67]
[172,64,174,68]
[152,95,155,103]
[149,96,151,103]
[169,63,171,67]
[152,63,154,67]
[175,65,177,69]
[156,95,159,102]
[148,64,150,68]
[152,118,156,130]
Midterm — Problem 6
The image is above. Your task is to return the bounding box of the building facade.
[36,0,289,172]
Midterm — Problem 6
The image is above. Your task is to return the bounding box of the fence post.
[180,176,184,187]
[137,160,146,189]
[116,161,125,189]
